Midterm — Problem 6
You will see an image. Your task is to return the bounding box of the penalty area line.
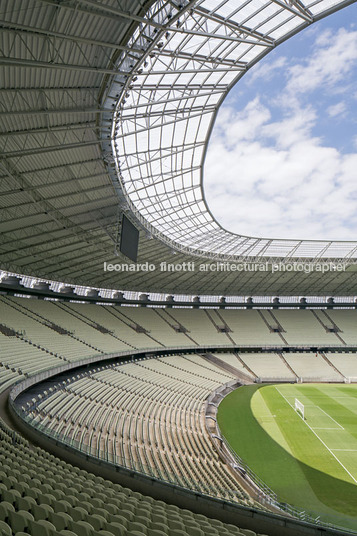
[316,406,344,430]
[275,387,357,485]
[312,427,341,430]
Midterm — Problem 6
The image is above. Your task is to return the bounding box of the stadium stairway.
[198,353,243,378]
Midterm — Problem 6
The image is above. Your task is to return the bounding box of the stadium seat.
[68,519,96,536]
[106,522,126,536]
[28,518,57,536]
[88,514,107,531]
[48,511,72,532]
[0,502,15,523]
[32,503,55,521]
[147,530,169,536]
[8,510,34,533]
[0,519,11,535]
[17,496,37,512]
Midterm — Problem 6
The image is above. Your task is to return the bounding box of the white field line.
[332,449,357,452]
[332,397,357,399]
[316,406,344,430]
[275,387,357,485]
[301,396,356,399]
[278,400,345,429]
[296,397,357,402]
[313,428,341,430]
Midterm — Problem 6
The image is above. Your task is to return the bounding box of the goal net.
[294,398,305,420]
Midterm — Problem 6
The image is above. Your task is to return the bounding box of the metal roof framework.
[108,0,357,262]
[1,0,357,296]
[0,0,158,281]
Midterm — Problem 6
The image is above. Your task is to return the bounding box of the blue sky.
[204,4,357,241]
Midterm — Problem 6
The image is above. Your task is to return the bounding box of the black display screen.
[119,215,139,262]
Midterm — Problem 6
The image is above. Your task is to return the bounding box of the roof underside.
[0,0,356,296]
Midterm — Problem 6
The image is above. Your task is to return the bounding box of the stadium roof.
[1,0,357,296]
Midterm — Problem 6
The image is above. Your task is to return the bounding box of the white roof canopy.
[109,0,357,261]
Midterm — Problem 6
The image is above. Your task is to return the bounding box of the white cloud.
[260,108,317,149]
[213,98,271,145]
[327,101,347,117]
[286,28,357,96]
[246,56,287,85]
[204,25,357,241]
[205,99,357,240]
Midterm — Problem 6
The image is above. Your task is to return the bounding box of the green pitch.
[217,383,357,531]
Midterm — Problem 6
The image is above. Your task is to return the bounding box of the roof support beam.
[37,0,197,31]
[1,157,104,177]
[114,109,215,139]
[0,122,97,138]
[0,56,130,76]
[136,66,245,75]
[37,0,267,46]
[0,215,117,253]
[269,0,313,21]
[0,86,100,93]
[121,104,217,121]
[2,184,113,210]
[0,159,84,235]
[0,139,101,159]
[121,89,223,111]
[174,27,274,45]
[0,22,143,54]
[119,143,205,169]
[150,49,248,68]
[0,106,113,117]
[193,6,276,45]
[0,171,107,196]
[0,195,118,233]
[126,166,201,188]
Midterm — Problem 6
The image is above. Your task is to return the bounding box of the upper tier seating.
[165,309,230,346]
[325,352,357,381]
[273,310,339,345]
[216,310,283,346]
[237,353,296,381]
[326,310,357,345]
[209,353,256,380]
[2,296,357,355]
[281,353,343,381]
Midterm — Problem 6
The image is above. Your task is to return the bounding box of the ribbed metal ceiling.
[1,0,356,296]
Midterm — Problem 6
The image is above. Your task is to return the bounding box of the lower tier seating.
[1,295,356,536]
[0,424,263,536]
[24,354,259,509]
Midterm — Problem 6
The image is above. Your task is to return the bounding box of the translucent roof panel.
[108,0,357,262]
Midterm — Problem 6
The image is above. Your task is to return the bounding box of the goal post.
[294,398,305,420]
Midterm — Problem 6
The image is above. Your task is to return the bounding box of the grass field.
[217,383,357,531]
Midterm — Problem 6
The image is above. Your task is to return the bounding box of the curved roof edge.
[107,0,357,262]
